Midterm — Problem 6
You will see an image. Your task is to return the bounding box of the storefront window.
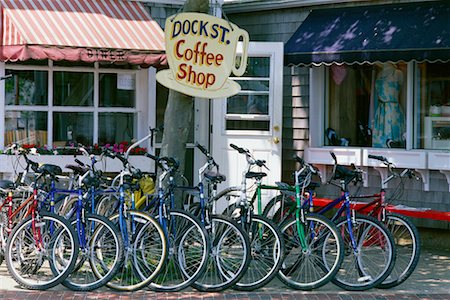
[4,63,139,149]
[99,73,136,107]
[98,112,135,145]
[53,112,93,146]
[327,62,407,148]
[53,71,94,106]
[5,70,48,105]
[415,62,450,150]
[4,111,47,145]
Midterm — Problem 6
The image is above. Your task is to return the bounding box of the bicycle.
[263,152,397,291]
[141,153,210,292]
[57,140,168,291]
[3,147,79,290]
[216,144,285,291]
[222,153,344,290]
[269,156,344,290]
[358,154,421,288]
[91,144,168,292]
[49,151,125,292]
[95,126,208,292]
[185,143,251,292]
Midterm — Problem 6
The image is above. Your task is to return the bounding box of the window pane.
[235,80,269,91]
[226,120,270,131]
[53,112,93,146]
[4,111,47,145]
[54,71,94,106]
[98,112,135,145]
[235,57,270,77]
[5,70,48,105]
[99,73,135,107]
[227,94,269,115]
[327,63,407,148]
[416,62,450,150]
[226,56,271,131]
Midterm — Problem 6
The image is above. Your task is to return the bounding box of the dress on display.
[372,63,405,147]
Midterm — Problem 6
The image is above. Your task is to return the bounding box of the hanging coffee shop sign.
[156,12,249,98]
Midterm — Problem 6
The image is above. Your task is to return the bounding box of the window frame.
[1,61,141,148]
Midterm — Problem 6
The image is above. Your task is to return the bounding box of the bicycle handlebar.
[125,125,163,158]
[144,153,179,172]
[196,143,209,157]
[230,143,247,154]
[368,154,389,163]
[74,158,85,167]
[230,143,269,170]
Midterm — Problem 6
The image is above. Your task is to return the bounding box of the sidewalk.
[0,246,449,299]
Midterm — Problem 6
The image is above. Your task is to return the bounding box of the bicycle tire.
[278,213,344,290]
[191,215,251,292]
[107,210,167,291]
[5,212,79,290]
[378,212,420,289]
[149,209,209,292]
[233,215,285,291]
[332,214,396,291]
[60,214,124,291]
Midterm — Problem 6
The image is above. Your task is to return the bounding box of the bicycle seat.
[333,165,358,183]
[37,164,63,177]
[245,172,267,179]
[205,171,226,183]
[65,164,90,175]
[0,180,16,190]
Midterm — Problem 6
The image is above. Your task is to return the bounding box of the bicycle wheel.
[60,214,124,291]
[234,215,285,291]
[96,194,121,218]
[107,210,167,291]
[333,214,396,291]
[5,212,79,290]
[192,215,251,292]
[149,209,209,292]
[262,194,296,225]
[278,213,344,290]
[378,212,420,289]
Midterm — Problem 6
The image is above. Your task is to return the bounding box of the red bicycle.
[351,155,421,289]
[0,147,79,290]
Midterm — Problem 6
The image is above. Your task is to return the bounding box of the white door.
[211,42,283,210]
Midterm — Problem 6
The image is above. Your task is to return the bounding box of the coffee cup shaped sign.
[156,12,249,98]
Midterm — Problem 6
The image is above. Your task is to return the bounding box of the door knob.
[273,137,280,144]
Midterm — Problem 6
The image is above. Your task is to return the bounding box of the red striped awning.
[0,0,166,66]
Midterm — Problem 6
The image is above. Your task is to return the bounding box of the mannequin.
[372,62,405,147]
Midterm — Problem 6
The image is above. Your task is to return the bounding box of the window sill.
[305,147,450,191]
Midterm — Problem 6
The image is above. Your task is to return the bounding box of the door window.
[226,57,271,131]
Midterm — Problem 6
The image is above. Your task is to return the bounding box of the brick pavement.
[0,247,449,300]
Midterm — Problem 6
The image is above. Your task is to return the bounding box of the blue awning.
[285,1,450,66]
